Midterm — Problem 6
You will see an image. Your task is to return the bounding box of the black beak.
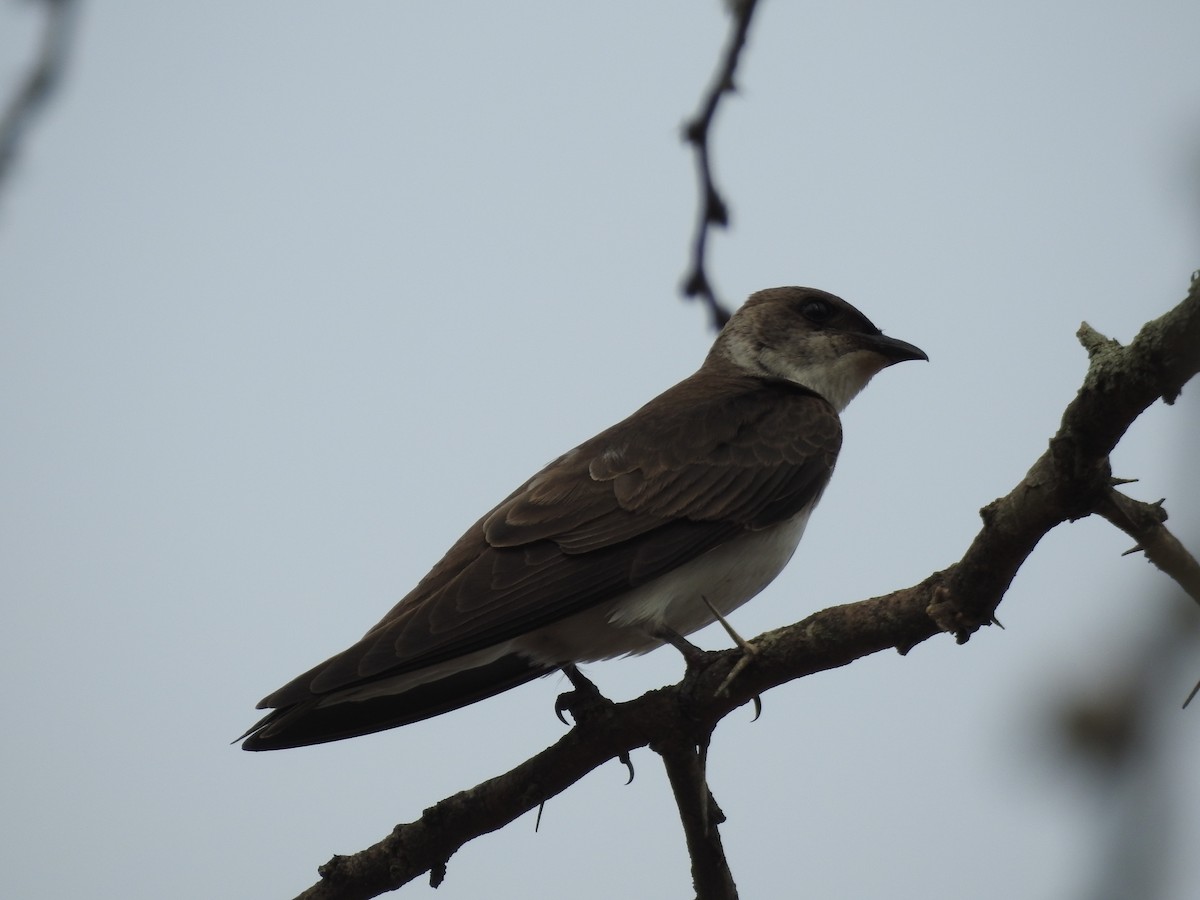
[867,333,928,364]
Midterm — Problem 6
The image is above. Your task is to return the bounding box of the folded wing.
[241,372,839,748]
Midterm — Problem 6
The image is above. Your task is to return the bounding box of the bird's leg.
[653,625,713,670]
[561,661,600,694]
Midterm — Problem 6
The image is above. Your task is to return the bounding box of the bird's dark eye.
[801,299,833,323]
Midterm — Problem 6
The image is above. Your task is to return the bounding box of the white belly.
[514,507,813,663]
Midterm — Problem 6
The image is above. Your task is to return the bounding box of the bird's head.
[710,286,928,411]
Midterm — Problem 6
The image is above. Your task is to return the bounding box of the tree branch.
[680,0,760,330]
[654,731,738,900]
[933,275,1200,639]
[291,280,1200,898]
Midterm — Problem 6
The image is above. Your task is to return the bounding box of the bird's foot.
[554,663,611,725]
[554,665,635,783]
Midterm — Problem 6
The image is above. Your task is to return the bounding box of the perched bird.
[240,287,926,750]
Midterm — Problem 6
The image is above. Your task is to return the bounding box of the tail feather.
[240,654,554,750]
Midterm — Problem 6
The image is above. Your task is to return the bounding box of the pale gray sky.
[2,2,1198,898]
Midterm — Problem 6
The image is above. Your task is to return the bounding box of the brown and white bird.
[240,287,926,750]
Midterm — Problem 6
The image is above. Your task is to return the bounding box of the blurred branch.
[1050,602,1198,900]
[679,0,760,331]
[292,278,1200,899]
[0,0,79,203]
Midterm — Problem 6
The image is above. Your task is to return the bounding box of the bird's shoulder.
[484,368,842,550]
[587,368,841,480]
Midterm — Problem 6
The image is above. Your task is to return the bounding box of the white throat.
[768,349,887,412]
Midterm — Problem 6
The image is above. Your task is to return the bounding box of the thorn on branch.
[1183,679,1200,710]
[1095,489,1200,608]
[429,861,447,889]
[706,187,729,227]
[699,595,759,697]
[683,268,709,298]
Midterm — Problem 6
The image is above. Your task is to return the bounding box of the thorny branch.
[653,731,737,900]
[291,278,1200,899]
[1096,488,1200,608]
[680,0,760,331]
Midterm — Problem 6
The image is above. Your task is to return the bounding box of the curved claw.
[554,664,612,726]
[751,695,762,722]
[619,751,635,785]
[554,694,572,726]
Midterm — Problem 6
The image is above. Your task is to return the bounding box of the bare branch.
[0,0,80,202]
[654,732,739,900]
[933,274,1200,638]
[680,0,760,331]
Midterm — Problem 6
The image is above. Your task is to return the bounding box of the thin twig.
[0,0,80,202]
[680,0,760,331]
